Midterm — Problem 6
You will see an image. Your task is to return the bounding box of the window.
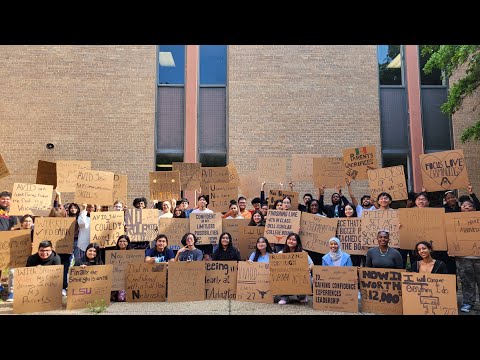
[419,45,444,86]
[158,45,185,85]
[378,45,403,86]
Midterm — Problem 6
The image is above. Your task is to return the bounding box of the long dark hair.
[115,235,131,250]
[282,232,303,253]
[253,236,273,262]
[82,243,104,265]
[248,210,265,226]
[212,232,237,258]
[339,203,358,218]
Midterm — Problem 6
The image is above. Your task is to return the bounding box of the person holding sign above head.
[410,241,447,274]
[345,178,377,217]
[319,184,349,218]
[145,234,175,263]
[76,203,95,262]
[322,237,353,266]
[248,236,274,263]
[174,233,204,262]
[212,232,241,261]
[74,243,104,267]
[365,230,403,269]
[277,233,313,305]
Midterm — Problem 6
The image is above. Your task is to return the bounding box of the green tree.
[422,45,480,142]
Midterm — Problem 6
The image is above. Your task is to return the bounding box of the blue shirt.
[145,247,175,263]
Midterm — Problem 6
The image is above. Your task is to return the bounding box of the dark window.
[158,45,185,85]
[378,45,403,86]
[420,45,444,86]
[200,45,227,85]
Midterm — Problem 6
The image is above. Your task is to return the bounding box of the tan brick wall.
[228,45,381,205]
[0,45,157,206]
[450,65,480,197]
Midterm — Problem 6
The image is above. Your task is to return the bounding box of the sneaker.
[461,304,472,313]
[6,293,13,302]
[299,298,308,304]
[62,289,67,297]
[278,299,287,305]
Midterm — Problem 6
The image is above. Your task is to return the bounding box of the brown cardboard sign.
[402,272,458,315]
[267,189,299,210]
[226,162,240,184]
[0,153,10,180]
[126,262,167,302]
[159,218,190,250]
[172,162,202,191]
[200,167,229,190]
[189,212,222,245]
[399,208,447,251]
[238,173,261,199]
[205,261,237,300]
[236,262,273,303]
[238,225,265,260]
[13,265,63,314]
[222,219,250,250]
[112,174,128,207]
[337,218,367,255]
[67,264,113,310]
[105,250,145,291]
[90,211,125,247]
[257,157,287,184]
[33,217,76,254]
[264,210,301,244]
[359,267,403,315]
[74,169,114,206]
[270,252,312,296]
[312,266,358,313]
[299,213,338,254]
[36,160,57,187]
[0,230,31,270]
[291,154,322,182]
[361,210,399,248]
[445,212,480,256]
[167,261,205,302]
[343,145,377,180]
[56,160,91,192]
[149,171,181,202]
[9,183,53,216]
[125,209,160,243]
[208,183,238,212]
[420,149,469,191]
[368,165,407,201]
[313,157,345,188]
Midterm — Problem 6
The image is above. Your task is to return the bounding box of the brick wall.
[228,45,381,204]
[0,45,156,206]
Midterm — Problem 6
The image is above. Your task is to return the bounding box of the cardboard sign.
[445,212,480,256]
[337,218,367,255]
[167,261,205,302]
[226,162,240,184]
[238,173,261,199]
[299,213,338,254]
[208,183,238,212]
[270,252,312,295]
[126,262,167,302]
[56,160,91,192]
[205,261,237,300]
[189,212,222,245]
[420,149,469,191]
[149,171,181,202]
[267,189,299,210]
[67,264,113,310]
[238,225,265,260]
[90,211,125,247]
[399,208,447,251]
[361,210,399,248]
[173,162,202,191]
[200,167,229,190]
[13,265,63,314]
[9,183,53,216]
[402,272,458,315]
[125,209,159,243]
[112,174,128,207]
[74,169,114,206]
[343,145,377,180]
[312,266,358,313]
[257,157,286,184]
[0,153,10,180]
[368,165,407,201]
[236,262,272,303]
[291,154,322,182]
[313,157,345,188]
[33,217,76,254]
[36,160,57,187]
[264,210,301,244]
[158,218,189,250]
[359,267,403,315]
[0,230,31,270]
[105,250,145,291]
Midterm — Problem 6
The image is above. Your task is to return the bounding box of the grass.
[86,299,108,314]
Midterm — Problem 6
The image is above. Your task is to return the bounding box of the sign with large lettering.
[267,189,299,210]
[368,166,407,201]
[189,212,222,245]
[420,149,469,191]
[236,262,272,303]
[33,217,76,254]
[9,183,53,216]
[125,209,159,243]
[74,169,114,206]
[149,171,181,202]
[337,218,367,255]
[126,262,167,302]
[90,211,125,247]
[264,210,301,244]
[361,210,399,248]
[359,267,403,315]
[205,261,237,300]
[343,145,377,180]
[208,183,238,212]
[67,265,113,310]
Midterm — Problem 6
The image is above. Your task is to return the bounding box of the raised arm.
[345,178,358,207]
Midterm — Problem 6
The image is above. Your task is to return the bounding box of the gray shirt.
[365,247,403,269]
[177,248,204,261]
